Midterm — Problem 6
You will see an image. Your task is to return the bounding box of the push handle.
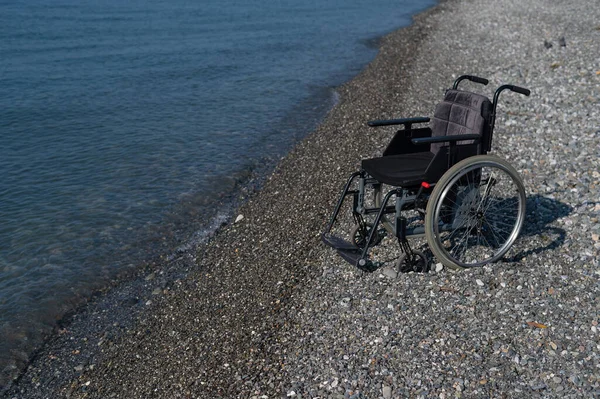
[506,85,531,96]
[493,85,531,108]
[489,83,532,148]
[452,75,489,89]
[466,75,489,85]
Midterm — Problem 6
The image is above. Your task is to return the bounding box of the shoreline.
[0,0,430,383]
[6,0,600,397]
[1,1,443,395]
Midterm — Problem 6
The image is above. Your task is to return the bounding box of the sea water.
[0,0,435,382]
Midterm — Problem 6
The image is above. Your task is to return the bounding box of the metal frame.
[322,75,530,272]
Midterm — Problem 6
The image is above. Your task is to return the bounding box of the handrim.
[425,155,526,269]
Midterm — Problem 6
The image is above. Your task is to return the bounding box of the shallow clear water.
[0,0,435,380]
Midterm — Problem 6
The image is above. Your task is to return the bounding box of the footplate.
[321,233,356,251]
[322,233,376,271]
[338,249,376,271]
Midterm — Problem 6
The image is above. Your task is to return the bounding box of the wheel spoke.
[450,221,474,258]
[425,156,526,269]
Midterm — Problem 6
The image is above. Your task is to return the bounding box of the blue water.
[0,0,435,383]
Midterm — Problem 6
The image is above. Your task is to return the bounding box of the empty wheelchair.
[322,75,530,272]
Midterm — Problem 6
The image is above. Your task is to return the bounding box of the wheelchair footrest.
[322,233,377,271]
[321,233,356,251]
[337,247,360,264]
[338,249,376,272]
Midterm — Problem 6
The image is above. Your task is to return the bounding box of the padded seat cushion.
[362,152,434,187]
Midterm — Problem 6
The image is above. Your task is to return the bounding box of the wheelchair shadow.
[504,194,573,263]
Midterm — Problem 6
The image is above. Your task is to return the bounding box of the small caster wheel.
[357,258,377,272]
[396,250,428,273]
[350,223,384,249]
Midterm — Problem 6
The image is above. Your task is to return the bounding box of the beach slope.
[5,0,600,397]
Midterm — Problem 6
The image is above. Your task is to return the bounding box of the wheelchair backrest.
[430,89,493,155]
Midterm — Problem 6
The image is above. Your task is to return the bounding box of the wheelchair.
[322,75,530,272]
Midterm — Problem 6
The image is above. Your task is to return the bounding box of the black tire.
[396,250,428,273]
[425,155,526,270]
[350,223,383,249]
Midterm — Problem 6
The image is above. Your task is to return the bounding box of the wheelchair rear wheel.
[425,155,526,269]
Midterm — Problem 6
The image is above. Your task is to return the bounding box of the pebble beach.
[4,0,600,397]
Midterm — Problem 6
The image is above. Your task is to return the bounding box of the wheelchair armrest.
[367,117,430,128]
[411,134,481,145]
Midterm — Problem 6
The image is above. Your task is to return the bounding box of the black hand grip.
[453,75,489,89]
[508,85,531,96]
[467,75,489,85]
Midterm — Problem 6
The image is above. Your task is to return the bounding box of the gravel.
[281,0,600,397]
[4,0,599,397]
